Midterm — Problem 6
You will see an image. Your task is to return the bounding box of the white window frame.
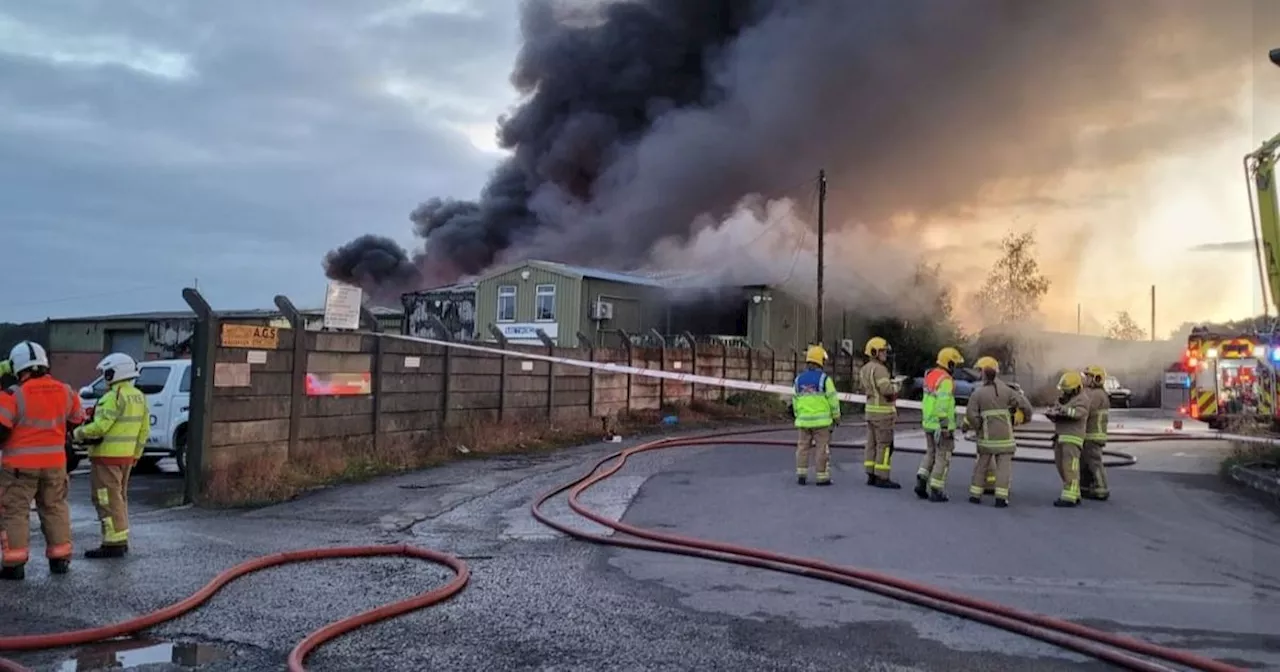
[535,284,556,322]
[497,285,517,322]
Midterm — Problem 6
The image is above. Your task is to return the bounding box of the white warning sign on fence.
[323,280,363,331]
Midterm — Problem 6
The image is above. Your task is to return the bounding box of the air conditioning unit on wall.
[591,300,614,321]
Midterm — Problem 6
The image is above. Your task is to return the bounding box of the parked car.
[1103,375,1132,408]
[906,367,1023,405]
[66,359,192,474]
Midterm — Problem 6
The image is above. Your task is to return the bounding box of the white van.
[68,358,191,474]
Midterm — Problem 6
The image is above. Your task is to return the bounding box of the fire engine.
[1180,48,1280,431]
[1181,329,1279,429]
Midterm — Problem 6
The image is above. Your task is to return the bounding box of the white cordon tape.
[384,333,1280,447]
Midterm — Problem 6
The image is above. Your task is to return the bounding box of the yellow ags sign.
[220,323,280,349]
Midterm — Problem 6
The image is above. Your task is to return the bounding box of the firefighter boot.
[866,473,877,486]
[1053,498,1079,508]
[84,544,128,559]
[994,498,1008,508]
[0,564,24,581]
[928,488,949,503]
[874,477,902,489]
[968,495,981,505]
[797,474,807,486]
[49,558,70,575]
[914,475,929,499]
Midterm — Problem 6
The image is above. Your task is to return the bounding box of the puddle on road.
[56,639,228,670]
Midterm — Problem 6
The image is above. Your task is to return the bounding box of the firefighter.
[963,356,1032,508]
[1081,365,1110,500]
[792,344,840,486]
[72,352,149,559]
[916,346,963,502]
[859,336,900,488]
[0,358,14,390]
[1045,371,1092,508]
[0,341,83,580]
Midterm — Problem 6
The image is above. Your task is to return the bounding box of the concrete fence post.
[359,306,384,451]
[618,330,633,413]
[426,316,453,428]
[649,329,666,409]
[763,342,776,385]
[682,331,697,403]
[488,324,509,422]
[578,332,596,417]
[180,287,216,506]
[721,343,732,401]
[537,329,555,418]
[273,295,305,463]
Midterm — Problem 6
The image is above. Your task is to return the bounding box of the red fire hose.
[531,426,1245,672]
[0,423,1223,671]
[0,545,469,672]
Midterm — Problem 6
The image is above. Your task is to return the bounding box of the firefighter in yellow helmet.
[963,356,1033,507]
[915,347,963,502]
[792,344,840,486]
[1079,365,1111,500]
[1046,370,1092,508]
[859,336,900,488]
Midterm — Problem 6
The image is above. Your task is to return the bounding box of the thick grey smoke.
[325,0,1262,298]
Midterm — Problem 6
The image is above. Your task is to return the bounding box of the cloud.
[1187,239,1257,253]
[0,0,518,321]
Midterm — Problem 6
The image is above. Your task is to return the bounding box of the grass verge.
[203,394,789,507]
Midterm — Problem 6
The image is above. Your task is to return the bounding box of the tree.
[1106,311,1147,341]
[970,231,1052,325]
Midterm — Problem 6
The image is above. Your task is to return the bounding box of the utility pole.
[815,169,827,346]
[1150,285,1156,341]
[1076,303,1081,334]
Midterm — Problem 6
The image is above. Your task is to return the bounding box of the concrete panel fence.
[179,289,862,504]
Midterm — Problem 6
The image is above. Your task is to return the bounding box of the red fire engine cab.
[1181,328,1279,429]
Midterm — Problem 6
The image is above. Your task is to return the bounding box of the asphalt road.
[3,416,1278,671]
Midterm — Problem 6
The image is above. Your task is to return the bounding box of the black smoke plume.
[325,0,1264,297]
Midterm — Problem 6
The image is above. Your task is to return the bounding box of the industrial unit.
[46,307,403,386]
[401,259,847,351]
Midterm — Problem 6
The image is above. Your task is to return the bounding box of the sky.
[0,0,519,321]
[0,0,1277,337]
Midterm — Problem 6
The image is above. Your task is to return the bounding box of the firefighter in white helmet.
[792,344,840,486]
[72,353,149,558]
[0,341,83,580]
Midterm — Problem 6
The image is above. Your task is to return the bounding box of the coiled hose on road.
[532,424,1244,672]
[0,546,470,672]
[0,422,1234,672]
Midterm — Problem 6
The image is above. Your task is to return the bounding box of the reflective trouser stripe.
[1061,457,1080,502]
[3,444,62,457]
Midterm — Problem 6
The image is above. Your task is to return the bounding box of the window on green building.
[535,284,556,321]
[497,285,516,322]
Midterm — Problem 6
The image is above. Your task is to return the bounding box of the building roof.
[472,259,742,289]
[406,280,480,296]
[47,305,403,324]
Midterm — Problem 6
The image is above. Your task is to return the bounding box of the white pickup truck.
[67,358,191,474]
